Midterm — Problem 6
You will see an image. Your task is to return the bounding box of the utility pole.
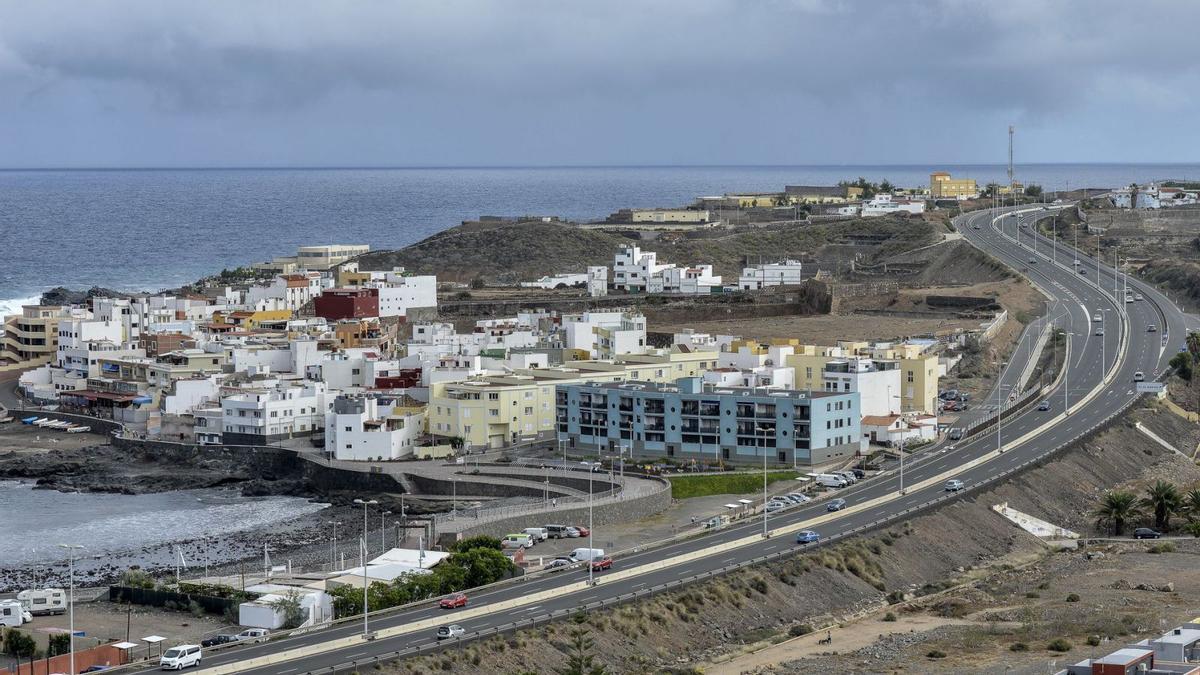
[1008,125,1015,191]
[59,543,85,675]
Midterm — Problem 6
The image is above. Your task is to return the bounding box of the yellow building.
[726,193,784,208]
[783,185,864,204]
[930,172,978,199]
[430,349,717,449]
[1,305,71,371]
[780,340,940,415]
[630,209,711,224]
[214,309,293,330]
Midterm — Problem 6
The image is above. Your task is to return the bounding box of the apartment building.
[612,244,673,293]
[930,171,978,199]
[221,381,329,445]
[244,272,325,312]
[2,305,77,371]
[430,349,717,449]
[821,357,902,417]
[314,288,378,321]
[326,395,424,461]
[557,377,862,467]
[255,244,371,273]
[561,310,647,359]
[783,185,864,204]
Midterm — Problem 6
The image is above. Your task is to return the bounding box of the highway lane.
[156,204,1181,675]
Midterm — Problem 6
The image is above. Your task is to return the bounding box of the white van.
[815,474,848,488]
[569,547,605,562]
[832,471,858,484]
[0,600,32,627]
[18,588,67,615]
[523,527,548,542]
[160,644,202,670]
[502,533,534,549]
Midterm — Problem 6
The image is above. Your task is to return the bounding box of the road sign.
[1136,382,1164,394]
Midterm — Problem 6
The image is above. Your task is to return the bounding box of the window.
[906,370,914,383]
[345,426,352,431]
[464,425,472,434]
[488,393,500,400]
[524,407,533,415]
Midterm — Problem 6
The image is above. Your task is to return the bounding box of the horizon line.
[0,161,1197,172]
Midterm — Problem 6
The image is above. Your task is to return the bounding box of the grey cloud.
[0,0,1198,166]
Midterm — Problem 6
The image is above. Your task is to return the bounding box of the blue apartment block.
[556,377,861,467]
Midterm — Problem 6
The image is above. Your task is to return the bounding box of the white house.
[738,260,805,290]
[370,273,438,319]
[238,586,333,630]
[325,395,424,460]
[244,273,326,312]
[861,194,926,217]
[520,273,589,289]
[612,244,673,293]
[561,310,647,359]
[821,358,902,418]
[587,266,608,298]
[657,265,722,295]
[221,380,330,444]
[860,414,937,446]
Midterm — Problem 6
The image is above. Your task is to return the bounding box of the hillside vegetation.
[358,216,939,283]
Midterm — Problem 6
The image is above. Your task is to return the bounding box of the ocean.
[4,163,1200,310]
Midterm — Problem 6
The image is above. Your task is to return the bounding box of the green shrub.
[788,623,812,637]
[883,612,897,622]
[886,590,905,605]
[1047,638,1072,652]
[1087,635,1102,647]
[1065,593,1080,603]
[926,649,946,659]
[1148,542,1176,554]
[1010,642,1029,652]
[1025,592,1040,599]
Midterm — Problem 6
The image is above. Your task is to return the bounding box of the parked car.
[81,667,110,673]
[523,527,549,542]
[200,635,235,648]
[159,645,202,670]
[795,530,820,544]
[1133,528,1161,540]
[786,492,812,503]
[833,471,857,484]
[544,558,574,572]
[1037,400,1051,411]
[436,625,465,640]
[590,556,613,571]
[439,593,468,609]
[851,468,866,479]
[546,524,570,539]
[944,479,965,492]
[765,501,786,513]
[232,629,269,643]
[573,525,591,537]
[564,526,581,538]
[826,498,847,512]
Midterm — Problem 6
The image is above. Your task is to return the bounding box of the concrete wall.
[441,478,672,545]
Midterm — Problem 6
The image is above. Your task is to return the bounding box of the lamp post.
[381,511,391,552]
[59,543,85,675]
[352,498,377,639]
[329,520,340,571]
[1063,332,1075,414]
[587,463,595,586]
[995,362,1008,454]
[888,391,905,495]
[756,425,770,538]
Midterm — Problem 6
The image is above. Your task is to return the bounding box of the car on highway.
[544,558,574,572]
[1148,324,1157,332]
[1092,313,1102,322]
[1133,371,1145,382]
[1028,257,1037,264]
[826,498,847,512]
[1133,528,1161,540]
[439,593,468,609]
[1135,293,1144,301]
[1094,328,1104,336]
[590,556,614,571]
[944,479,965,492]
[795,530,820,544]
[200,634,235,648]
[159,645,202,670]
[948,428,964,441]
[1037,400,1051,411]
[436,625,465,640]
[1079,267,1088,274]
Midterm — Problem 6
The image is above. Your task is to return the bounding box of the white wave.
[0,294,43,316]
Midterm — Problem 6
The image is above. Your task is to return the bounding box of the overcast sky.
[0,0,1195,168]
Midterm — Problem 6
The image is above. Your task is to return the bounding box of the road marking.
[518,605,542,613]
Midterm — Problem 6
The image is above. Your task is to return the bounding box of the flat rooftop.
[576,380,841,401]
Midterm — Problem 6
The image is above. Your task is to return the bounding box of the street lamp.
[1063,332,1075,414]
[59,543,86,675]
[587,461,596,586]
[756,424,770,538]
[888,391,905,495]
[381,511,392,552]
[994,362,1012,454]
[352,498,377,639]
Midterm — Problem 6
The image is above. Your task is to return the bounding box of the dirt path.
[703,614,979,674]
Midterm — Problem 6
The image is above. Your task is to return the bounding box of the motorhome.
[18,588,67,615]
[0,600,32,627]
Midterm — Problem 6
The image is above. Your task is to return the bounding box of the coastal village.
[4,172,1200,675]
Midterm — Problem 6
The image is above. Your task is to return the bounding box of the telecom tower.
[1007,125,1014,189]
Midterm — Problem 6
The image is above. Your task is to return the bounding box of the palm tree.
[1094,491,1142,536]
[1187,332,1200,363]
[1142,481,1184,531]
[1184,487,1200,522]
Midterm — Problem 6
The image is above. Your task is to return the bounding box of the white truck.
[18,588,67,615]
[0,599,32,627]
[569,548,605,562]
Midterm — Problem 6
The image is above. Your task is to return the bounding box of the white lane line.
[517,605,542,613]
[279,670,297,674]
[347,652,370,659]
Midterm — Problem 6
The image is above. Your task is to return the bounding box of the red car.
[439,593,468,609]
[574,526,591,537]
[590,556,613,571]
